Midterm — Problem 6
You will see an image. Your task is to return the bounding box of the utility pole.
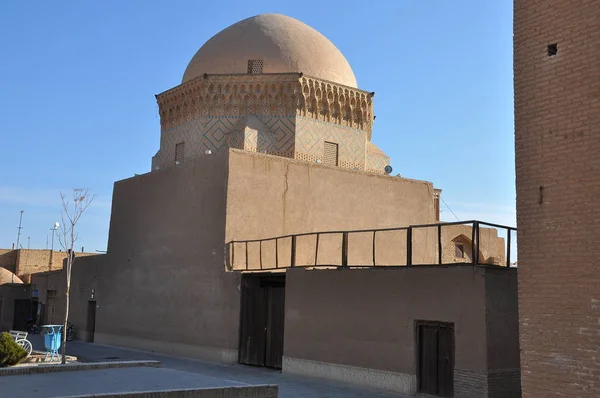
[50,222,59,270]
[15,210,24,251]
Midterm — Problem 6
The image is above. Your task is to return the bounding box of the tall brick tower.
[514,1,600,396]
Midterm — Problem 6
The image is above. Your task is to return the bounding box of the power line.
[440,197,461,222]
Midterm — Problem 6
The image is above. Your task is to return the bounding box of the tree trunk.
[61,255,72,364]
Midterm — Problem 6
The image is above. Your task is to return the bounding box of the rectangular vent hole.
[247,60,263,74]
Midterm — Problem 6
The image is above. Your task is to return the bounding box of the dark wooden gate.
[417,321,454,397]
[12,299,31,330]
[238,275,285,369]
[86,301,97,342]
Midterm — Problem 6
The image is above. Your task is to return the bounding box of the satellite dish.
[384,165,393,174]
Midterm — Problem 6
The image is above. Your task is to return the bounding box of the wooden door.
[437,325,454,397]
[12,299,30,330]
[265,286,285,368]
[238,275,285,369]
[418,321,454,397]
[239,278,268,366]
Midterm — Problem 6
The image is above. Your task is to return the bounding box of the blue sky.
[0,1,514,252]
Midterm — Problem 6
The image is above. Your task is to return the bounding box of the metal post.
[259,241,263,270]
[290,236,296,267]
[341,232,349,268]
[437,225,442,265]
[471,222,477,264]
[475,221,480,264]
[275,238,279,269]
[231,241,235,270]
[407,227,412,267]
[314,234,320,266]
[16,210,23,250]
[372,231,377,266]
[474,222,480,265]
[245,242,249,271]
[506,228,511,267]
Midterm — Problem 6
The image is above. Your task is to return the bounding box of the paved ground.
[0,367,253,397]
[7,335,410,398]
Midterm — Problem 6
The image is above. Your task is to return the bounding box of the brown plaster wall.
[0,284,30,331]
[514,0,600,396]
[485,268,521,397]
[71,151,240,358]
[283,266,489,375]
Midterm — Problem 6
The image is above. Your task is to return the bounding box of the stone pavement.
[14,335,410,398]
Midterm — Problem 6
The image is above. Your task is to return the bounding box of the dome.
[182,14,357,88]
[0,268,23,285]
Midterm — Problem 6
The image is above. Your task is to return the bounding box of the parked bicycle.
[66,322,75,342]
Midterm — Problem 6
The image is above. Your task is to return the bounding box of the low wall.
[283,266,520,397]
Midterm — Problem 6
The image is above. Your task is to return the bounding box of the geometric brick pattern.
[365,151,389,174]
[152,72,390,174]
[295,116,365,169]
[152,115,296,170]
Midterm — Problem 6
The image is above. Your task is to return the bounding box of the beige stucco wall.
[441,225,507,266]
[225,150,437,270]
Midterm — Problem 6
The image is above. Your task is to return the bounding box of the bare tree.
[58,188,95,364]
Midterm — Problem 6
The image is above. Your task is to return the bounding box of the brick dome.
[182,14,358,88]
[0,268,23,285]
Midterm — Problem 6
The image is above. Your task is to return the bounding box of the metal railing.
[227,220,517,271]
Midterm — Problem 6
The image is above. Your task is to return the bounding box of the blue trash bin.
[41,325,63,362]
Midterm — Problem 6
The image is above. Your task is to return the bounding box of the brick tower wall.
[514,1,600,396]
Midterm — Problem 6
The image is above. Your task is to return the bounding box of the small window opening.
[175,142,185,164]
[323,141,339,166]
[247,60,263,74]
[547,43,558,56]
[455,243,465,259]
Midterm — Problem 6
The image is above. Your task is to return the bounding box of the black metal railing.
[227,220,517,271]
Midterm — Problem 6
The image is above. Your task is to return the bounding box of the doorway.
[238,274,285,369]
[417,321,454,397]
[86,301,97,342]
[12,299,31,330]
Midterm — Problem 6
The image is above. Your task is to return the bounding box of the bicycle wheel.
[67,330,75,342]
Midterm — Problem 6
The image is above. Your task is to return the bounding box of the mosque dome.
[0,268,23,285]
[182,14,358,88]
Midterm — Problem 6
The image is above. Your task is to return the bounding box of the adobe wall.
[31,269,66,325]
[70,151,241,363]
[514,0,600,396]
[0,250,17,273]
[226,149,438,269]
[0,284,30,331]
[15,249,97,277]
[283,266,520,397]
